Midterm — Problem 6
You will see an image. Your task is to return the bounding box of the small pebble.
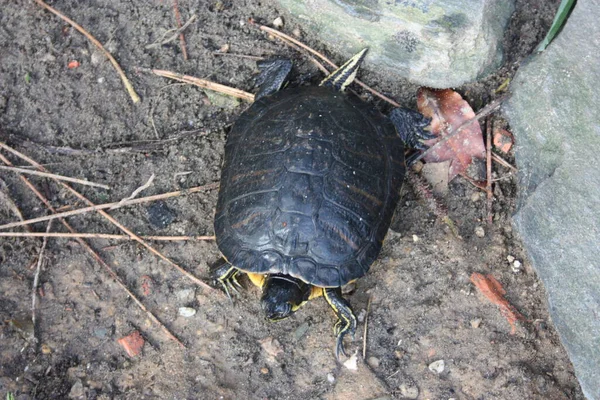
[272,17,284,28]
[399,383,419,399]
[428,359,445,374]
[412,234,419,242]
[175,288,195,303]
[292,27,302,37]
[474,226,485,238]
[293,322,310,341]
[367,356,380,368]
[343,352,358,370]
[470,318,482,329]
[512,260,522,273]
[327,373,335,383]
[178,307,197,317]
[470,192,481,202]
[507,255,515,263]
[68,379,85,399]
[260,367,269,374]
[41,344,52,354]
[93,327,108,338]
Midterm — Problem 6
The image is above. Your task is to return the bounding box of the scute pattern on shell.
[215,86,405,287]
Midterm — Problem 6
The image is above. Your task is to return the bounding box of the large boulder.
[273,0,514,88]
[504,1,600,398]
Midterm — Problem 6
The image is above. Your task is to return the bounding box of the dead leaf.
[117,330,145,357]
[493,127,513,153]
[258,336,283,361]
[470,273,525,334]
[417,88,485,181]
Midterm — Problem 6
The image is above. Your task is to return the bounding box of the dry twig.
[492,153,517,172]
[0,142,216,292]
[0,179,31,232]
[362,295,372,359]
[31,221,52,346]
[213,52,265,61]
[172,0,188,60]
[0,150,183,346]
[110,174,155,209]
[33,0,140,103]
[0,182,218,231]
[146,15,196,50]
[0,232,215,241]
[485,118,493,225]
[0,165,110,189]
[152,69,255,101]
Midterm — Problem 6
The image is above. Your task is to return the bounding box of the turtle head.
[261,274,310,321]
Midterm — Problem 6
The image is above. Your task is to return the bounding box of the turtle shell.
[214,86,405,288]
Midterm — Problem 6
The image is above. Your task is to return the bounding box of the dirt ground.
[0,0,585,399]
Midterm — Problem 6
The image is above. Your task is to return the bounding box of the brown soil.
[0,0,584,399]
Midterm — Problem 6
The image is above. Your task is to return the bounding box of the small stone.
[512,260,522,273]
[507,255,515,263]
[93,327,108,338]
[272,17,284,28]
[470,318,482,329]
[68,379,85,399]
[147,201,177,229]
[327,373,335,383]
[428,359,445,374]
[343,352,358,370]
[474,226,485,237]
[293,321,310,341]
[471,192,481,202]
[178,307,197,317]
[356,309,367,323]
[367,356,380,368]
[292,27,302,37]
[175,288,195,303]
[260,367,269,374]
[412,235,419,242]
[41,344,52,354]
[399,383,419,399]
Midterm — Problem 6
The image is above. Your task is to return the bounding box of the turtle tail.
[320,48,368,92]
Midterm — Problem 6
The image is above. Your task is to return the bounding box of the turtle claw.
[389,107,434,151]
[211,261,243,302]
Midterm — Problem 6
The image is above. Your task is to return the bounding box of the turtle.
[212,49,431,358]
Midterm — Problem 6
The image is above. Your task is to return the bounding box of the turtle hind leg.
[389,108,435,155]
[323,287,357,360]
[254,58,293,100]
[210,260,243,300]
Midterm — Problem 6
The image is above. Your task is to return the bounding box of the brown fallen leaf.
[258,336,283,361]
[118,330,145,357]
[417,88,485,181]
[470,272,525,334]
[493,127,514,153]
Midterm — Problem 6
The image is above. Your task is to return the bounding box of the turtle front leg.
[210,260,243,300]
[389,108,434,153]
[254,59,293,100]
[324,288,357,360]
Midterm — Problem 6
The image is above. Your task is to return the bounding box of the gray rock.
[273,0,514,87]
[504,1,600,398]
